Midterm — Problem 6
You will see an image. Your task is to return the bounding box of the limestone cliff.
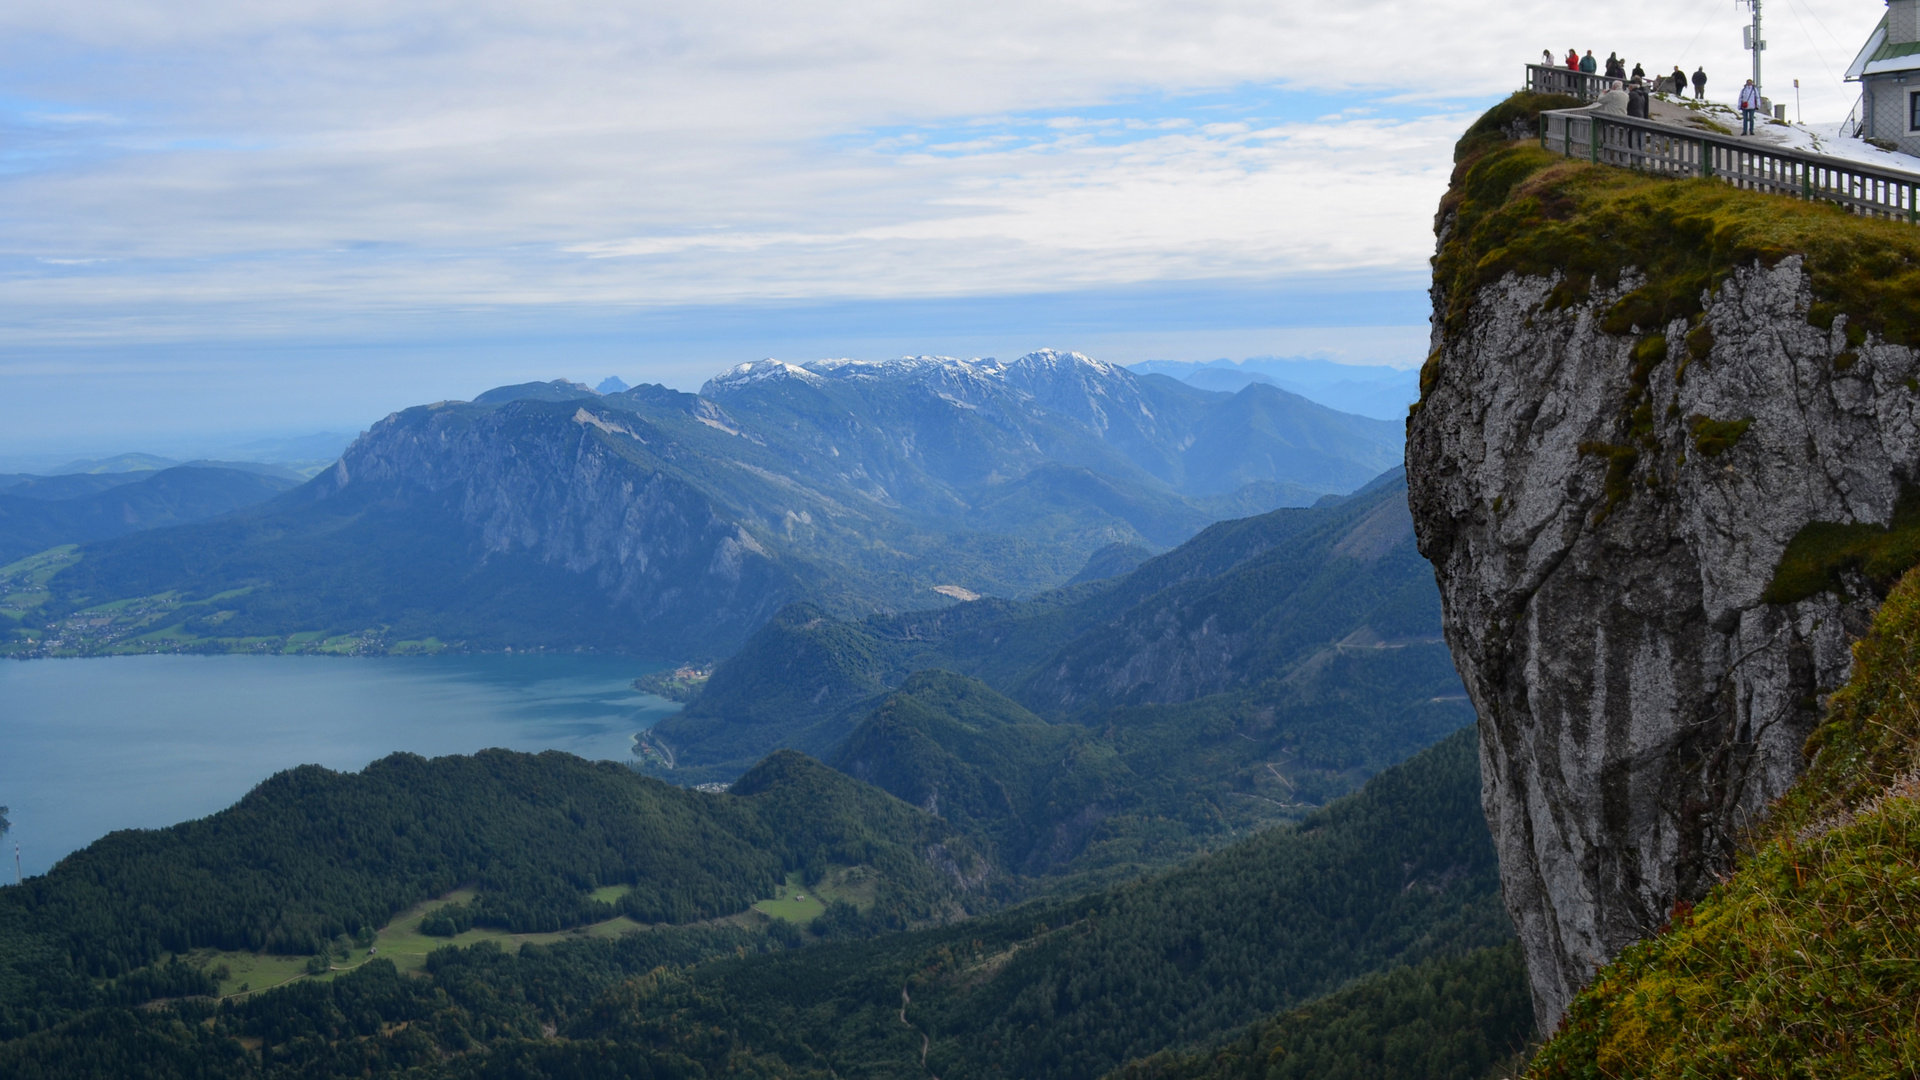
[1406,100,1920,1028]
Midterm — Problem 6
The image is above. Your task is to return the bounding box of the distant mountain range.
[1131,357,1421,421]
[2,351,1404,658]
[0,434,357,480]
[0,464,303,564]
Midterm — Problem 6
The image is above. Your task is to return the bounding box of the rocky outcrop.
[1408,249,1920,1028]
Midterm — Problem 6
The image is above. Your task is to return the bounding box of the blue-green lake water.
[0,654,680,877]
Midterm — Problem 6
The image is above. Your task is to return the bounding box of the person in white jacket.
[1738,80,1761,133]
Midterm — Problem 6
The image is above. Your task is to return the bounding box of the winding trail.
[899,983,939,1078]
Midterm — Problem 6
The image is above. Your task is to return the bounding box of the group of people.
[1545,49,1708,102]
[1543,49,1768,135]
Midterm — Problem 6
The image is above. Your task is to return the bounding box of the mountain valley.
[639,470,1471,883]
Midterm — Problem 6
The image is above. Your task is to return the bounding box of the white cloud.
[0,0,1889,345]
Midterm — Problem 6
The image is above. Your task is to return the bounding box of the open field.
[186,867,880,999]
[751,866,878,922]
[753,873,827,922]
[194,888,650,999]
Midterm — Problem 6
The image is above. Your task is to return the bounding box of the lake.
[0,653,681,877]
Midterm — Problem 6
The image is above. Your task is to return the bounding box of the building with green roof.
[1846,0,1920,152]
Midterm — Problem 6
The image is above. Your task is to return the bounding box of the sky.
[0,0,1887,458]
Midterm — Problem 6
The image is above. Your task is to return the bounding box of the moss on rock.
[1686,415,1751,458]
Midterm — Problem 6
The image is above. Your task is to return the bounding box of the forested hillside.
[0,750,992,1041]
[0,731,1523,1080]
[1112,943,1533,1080]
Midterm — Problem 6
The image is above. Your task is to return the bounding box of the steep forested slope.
[1112,943,1533,1080]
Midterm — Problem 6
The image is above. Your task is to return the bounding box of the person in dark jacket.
[1671,66,1688,94]
[1627,81,1651,119]
[1605,53,1624,78]
[1692,67,1708,99]
[1632,61,1645,80]
[1580,50,1598,74]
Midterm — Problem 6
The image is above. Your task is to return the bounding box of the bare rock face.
[1407,256,1920,1028]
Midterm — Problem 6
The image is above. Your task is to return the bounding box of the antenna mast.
[1742,0,1767,102]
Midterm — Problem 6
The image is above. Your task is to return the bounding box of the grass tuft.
[1762,489,1920,605]
[1686,415,1752,458]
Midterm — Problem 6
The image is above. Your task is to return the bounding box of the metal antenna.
[1742,0,1767,102]
[13,844,19,885]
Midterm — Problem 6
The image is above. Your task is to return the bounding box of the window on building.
[1910,89,1920,131]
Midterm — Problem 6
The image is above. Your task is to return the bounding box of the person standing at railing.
[1693,67,1708,100]
[1581,50,1598,74]
[1627,80,1651,119]
[1588,79,1629,115]
[1566,49,1581,70]
[1543,49,1555,68]
[1605,53,1624,79]
[1632,61,1645,80]
[1738,79,1761,133]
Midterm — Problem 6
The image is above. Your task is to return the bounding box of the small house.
[1847,0,1920,152]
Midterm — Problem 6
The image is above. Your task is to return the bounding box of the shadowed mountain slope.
[648,468,1447,773]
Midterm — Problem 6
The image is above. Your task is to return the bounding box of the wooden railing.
[1539,108,1920,221]
[1525,64,1614,100]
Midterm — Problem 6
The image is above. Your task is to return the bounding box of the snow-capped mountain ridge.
[702,349,1122,403]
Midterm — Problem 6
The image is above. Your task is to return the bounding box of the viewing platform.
[1523,63,1920,221]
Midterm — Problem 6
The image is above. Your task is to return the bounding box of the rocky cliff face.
[1409,205,1920,1029]
[326,399,795,651]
